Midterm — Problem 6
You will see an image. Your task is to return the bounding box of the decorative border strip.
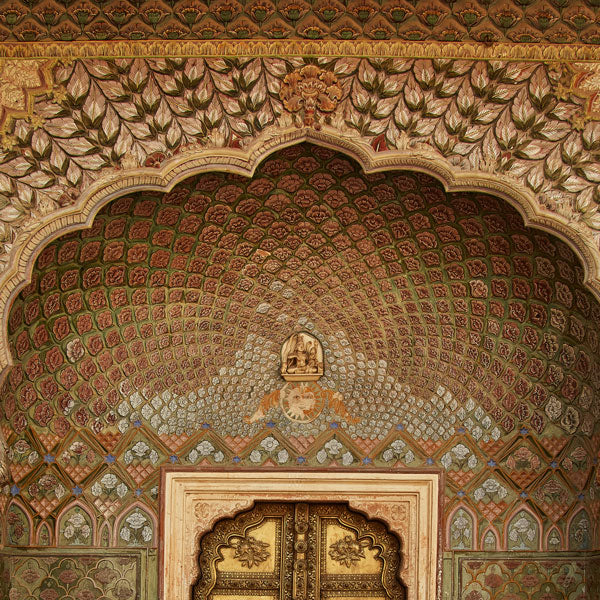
[2,40,600,62]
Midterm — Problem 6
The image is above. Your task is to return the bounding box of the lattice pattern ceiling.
[0,0,599,43]
[4,144,600,444]
[2,144,599,558]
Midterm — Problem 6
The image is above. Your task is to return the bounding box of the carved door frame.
[159,468,442,600]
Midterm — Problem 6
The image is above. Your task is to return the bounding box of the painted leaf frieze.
[2,57,600,273]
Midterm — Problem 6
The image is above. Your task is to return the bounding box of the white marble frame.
[159,468,441,600]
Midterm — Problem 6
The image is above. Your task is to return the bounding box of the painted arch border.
[1,125,600,375]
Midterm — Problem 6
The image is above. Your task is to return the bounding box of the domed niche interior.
[2,143,599,556]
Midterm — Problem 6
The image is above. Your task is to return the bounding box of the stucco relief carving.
[194,499,255,537]
[279,65,342,128]
[558,63,600,129]
[0,59,55,130]
[281,332,324,382]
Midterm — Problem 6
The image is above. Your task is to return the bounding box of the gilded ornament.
[0,430,8,485]
[0,59,55,130]
[279,65,342,128]
[227,534,271,568]
[328,534,370,568]
[557,62,600,129]
[194,501,405,600]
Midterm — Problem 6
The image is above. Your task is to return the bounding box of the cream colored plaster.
[160,470,440,600]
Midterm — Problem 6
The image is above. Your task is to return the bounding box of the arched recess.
[568,507,592,550]
[1,127,600,377]
[504,505,543,552]
[481,525,501,551]
[113,502,157,548]
[193,500,406,600]
[545,525,564,551]
[446,504,477,550]
[55,500,96,546]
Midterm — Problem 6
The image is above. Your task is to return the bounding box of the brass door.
[193,502,405,600]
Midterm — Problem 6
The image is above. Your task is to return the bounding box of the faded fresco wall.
[0,144,599,598]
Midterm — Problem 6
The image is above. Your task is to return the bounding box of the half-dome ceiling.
[4,143,600,445]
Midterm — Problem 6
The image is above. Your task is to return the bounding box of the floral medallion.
[328,534,370,568]
[279,65,342,128]
[228,534,270,569]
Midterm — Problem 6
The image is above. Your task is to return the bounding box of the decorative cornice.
[2,40,600,62]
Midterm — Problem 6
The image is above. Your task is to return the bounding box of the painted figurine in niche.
[281,332,323,382]
[246,332,357,425]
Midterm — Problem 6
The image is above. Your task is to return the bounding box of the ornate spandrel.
[280,333,324,382]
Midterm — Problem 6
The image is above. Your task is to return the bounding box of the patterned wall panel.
[455,553,600,600]
[0,548,155,600]
[1,144,598,559]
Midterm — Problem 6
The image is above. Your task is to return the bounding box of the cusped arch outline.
[446,503,478,551]
[55,499,97,546]
[1,125,600,377]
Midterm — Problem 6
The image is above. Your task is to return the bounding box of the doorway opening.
[193,500,406,600]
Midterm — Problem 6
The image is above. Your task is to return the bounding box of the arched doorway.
[0,141,598,600]
[193,501,405,600]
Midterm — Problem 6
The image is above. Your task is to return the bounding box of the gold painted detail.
[1,40,600,62]
[557,63,600,129]
[228,535,271,569]
[329,535,370,568]
[280,66,342,129]
[281,332,324,382]
[194,501,406,600]
[0,59,55,133]
[293,503,309,600]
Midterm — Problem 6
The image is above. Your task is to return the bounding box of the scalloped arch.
[1,126,600,377]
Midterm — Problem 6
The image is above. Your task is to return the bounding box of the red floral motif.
[59,569,78,584]
[82,268,101,289]
[533,279,553,303]
[44,347,64,372]
[33,401,54,426]
[53,416,71,437]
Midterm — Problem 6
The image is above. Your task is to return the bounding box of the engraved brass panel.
[193,502,405,600]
